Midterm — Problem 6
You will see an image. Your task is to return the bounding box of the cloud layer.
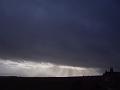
[0,59,101,77]
[0,0,120,72]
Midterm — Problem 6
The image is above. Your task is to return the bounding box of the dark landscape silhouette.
[0,68,120,90]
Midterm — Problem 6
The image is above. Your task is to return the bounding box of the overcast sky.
[0,0,120,76]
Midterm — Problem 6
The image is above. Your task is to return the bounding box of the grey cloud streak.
[0,59,101,77]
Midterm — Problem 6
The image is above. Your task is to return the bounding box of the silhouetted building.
[103,67,120,77]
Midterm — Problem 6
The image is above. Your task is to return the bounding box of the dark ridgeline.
[0,68,120,90]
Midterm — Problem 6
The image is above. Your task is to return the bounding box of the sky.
[0,0,120,77]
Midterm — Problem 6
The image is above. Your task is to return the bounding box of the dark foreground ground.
[0,75,120,90]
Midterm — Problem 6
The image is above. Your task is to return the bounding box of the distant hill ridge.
[0,68,120,90]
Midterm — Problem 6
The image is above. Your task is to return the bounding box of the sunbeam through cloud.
[0,59,101,77]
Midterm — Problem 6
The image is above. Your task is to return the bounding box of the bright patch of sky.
[0,59,101,77]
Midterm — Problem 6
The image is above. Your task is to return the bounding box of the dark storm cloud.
[0,0,119,69]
